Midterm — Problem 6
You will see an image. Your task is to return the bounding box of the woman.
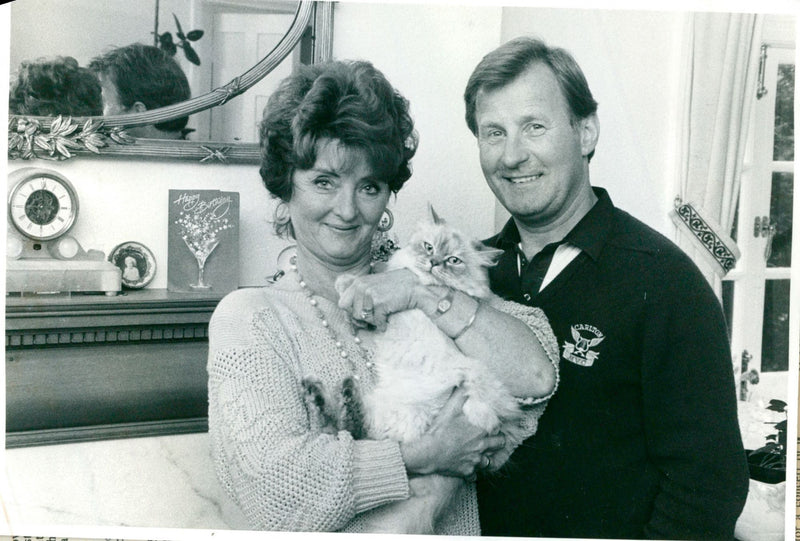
[9,56,103,117]
[207,60,559,534]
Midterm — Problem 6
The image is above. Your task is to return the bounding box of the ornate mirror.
[7,0,332,164]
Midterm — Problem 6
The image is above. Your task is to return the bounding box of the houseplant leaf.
[183,42,201,65]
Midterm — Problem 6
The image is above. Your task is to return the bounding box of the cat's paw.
[301,376,326,408]
[334,273,358,296]
[340,376,367,439]
[461,397,502,434]
[302,376,340,435]
[341,375,357,398]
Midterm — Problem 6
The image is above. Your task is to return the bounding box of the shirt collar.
[494,187,615,261]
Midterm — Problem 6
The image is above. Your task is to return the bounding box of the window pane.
[729,196,739,242]
[773,63,794,161]
[767,172,793,268]
[760,279,790,372]
[722,280,734,339]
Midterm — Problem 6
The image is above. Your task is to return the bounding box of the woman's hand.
[398,386,506,478]
[357,475,465,534]
[336,268,431,331]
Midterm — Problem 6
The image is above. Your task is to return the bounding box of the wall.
[331,1,503,244]
[6,158,276,289]
[332,2,688,238]
[498,6,687,235]
[5,2,720,289]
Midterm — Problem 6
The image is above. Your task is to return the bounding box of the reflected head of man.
[90,43,191,138]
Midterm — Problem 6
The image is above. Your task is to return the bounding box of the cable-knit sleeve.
[207,290,409,531]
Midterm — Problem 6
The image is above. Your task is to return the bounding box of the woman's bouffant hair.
[9,56,103,117]
[259,60,417,236]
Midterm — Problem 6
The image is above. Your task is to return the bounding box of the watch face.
[8,172,79,241]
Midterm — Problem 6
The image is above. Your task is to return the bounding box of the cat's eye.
[423,242,434,254]
[446,256,462,265]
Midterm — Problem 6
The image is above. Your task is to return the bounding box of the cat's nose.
[430,259,441,268]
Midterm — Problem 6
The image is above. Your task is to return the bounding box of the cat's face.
[396,208,502,298]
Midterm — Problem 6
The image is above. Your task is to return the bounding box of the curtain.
[672,12,763,296]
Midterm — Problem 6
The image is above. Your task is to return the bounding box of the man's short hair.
[464,37,598,135]
[90,43,191,132]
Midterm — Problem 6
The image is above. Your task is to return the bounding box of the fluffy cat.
[301,206,531,532]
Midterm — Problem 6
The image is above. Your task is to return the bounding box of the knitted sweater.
[207,282,559,533]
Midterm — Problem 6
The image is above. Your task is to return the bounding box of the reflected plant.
[152,1,204,66]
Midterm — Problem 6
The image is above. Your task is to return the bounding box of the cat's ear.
[475,243,505,267]
[428,204,445,225]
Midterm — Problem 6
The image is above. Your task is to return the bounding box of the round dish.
[108,241,157,289]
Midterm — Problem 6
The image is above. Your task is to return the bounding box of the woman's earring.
[268,244,297,283]
[377,208,394,232]
[371,209,399,263]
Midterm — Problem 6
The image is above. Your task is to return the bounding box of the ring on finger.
[480,455,491,469]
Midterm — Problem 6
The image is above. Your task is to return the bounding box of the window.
[723,19,795,404]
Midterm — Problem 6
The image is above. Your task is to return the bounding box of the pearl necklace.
[289,259,374,381]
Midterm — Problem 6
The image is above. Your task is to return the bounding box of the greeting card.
[168,189,239,294]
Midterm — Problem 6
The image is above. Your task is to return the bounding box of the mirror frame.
[7,0,333,164]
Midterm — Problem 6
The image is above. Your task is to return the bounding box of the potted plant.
[746,399,787,484]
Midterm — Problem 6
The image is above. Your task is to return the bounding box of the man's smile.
[503,173,544,184]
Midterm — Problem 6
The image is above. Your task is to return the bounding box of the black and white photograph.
[1,0,798,540]
[109,241,157,289]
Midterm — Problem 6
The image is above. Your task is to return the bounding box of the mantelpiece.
[5,289,222,448]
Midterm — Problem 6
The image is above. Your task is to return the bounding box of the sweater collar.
[494,187,615,261]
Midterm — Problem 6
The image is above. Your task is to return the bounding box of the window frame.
[725,36,795,404]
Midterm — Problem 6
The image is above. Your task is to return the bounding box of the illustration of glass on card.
[168,189,239,294]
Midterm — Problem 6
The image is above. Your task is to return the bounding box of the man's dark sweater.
[478,188,749,539]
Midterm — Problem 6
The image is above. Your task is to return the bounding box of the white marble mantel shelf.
[0,432,260,540]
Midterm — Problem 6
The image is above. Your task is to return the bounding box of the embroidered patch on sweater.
[562,324,605,367]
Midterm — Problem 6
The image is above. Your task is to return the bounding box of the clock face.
[9,172,79,241]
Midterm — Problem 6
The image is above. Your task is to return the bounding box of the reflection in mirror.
[9,56,104,117]
[10,0,301,143]
[90,43,193,140]
[8,0,333,163]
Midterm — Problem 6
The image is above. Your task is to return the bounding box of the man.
[467,37,749,539]
[89,43,191,139]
